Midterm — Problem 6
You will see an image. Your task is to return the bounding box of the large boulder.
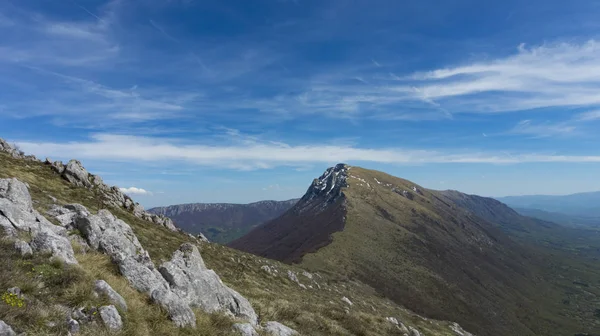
[264,321,298,336]
[0,178,76,264]
[150,288,196,328]
[158,243,258,325]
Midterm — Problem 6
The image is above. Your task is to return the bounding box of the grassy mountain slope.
[233,165,600,336]
[0,151,468,336]
[148,200,298,244]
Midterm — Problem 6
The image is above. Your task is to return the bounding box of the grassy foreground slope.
[296,166,600,336]
[0,151,465,336]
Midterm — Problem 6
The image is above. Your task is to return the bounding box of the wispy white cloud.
[401,41,600,113]
[510,119,577,138]
[119,187,152,195]
[575,110,600,121]
[14,133,600,170]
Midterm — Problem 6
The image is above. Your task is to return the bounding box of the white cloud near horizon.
[14,133,600,170]
[119,187,152,195]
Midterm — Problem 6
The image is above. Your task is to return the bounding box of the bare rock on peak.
[63,160,92,188]
[159,243,258,325]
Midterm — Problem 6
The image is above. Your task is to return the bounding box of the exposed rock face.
[150,288,197,328]
[264,321,298,336]
[99,305,123,331]
[0,178,77,264]
[158,243,258,325]
[94,280,127,312]
[63,160,92,188]
[297,163,348,214]
[0,320,16,336]
[233,323,258,336]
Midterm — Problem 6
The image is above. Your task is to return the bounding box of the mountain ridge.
[148,199,299,243]
[231,164,600,336]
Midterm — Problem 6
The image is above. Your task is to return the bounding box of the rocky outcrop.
[0,178,77,264]
[50,203,258,328]
[0,139,36,161]
[450,322,475,336]
[94,280,127,312]
[158,243,258,324]
[0,320,16,336]
[264,321,298,336]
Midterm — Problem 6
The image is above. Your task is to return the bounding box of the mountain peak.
[298,163,349,213]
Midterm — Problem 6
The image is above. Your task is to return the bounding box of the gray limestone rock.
[409,326,422,336]
[233,323,259,336]
[30,231,78,264]
[94,280,127,312]
[0,178,76,264]
[158,243,258,325]
[150,288,196,328]
[99,305,123,331]
[13,240,32,256]
[63,160,92,188]
[264,321,298,336]
[67,318,80,334]
[0,320,16,336]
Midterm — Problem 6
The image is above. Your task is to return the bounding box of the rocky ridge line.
[0,138,177,232]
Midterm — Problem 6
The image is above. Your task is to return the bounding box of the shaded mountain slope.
[149,199,298,243]
[229,164,348,263]
[231,164,599,336]
[513,207,600,228]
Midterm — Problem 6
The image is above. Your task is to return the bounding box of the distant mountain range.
[496,191,600,218]
[148,199,298,243]
[230,164,600,336]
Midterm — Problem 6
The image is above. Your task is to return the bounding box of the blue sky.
[2,0,600,208]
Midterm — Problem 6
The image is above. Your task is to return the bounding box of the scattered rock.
[13,240,32,256]
[99,305,123,331]
[159,243,258,325]
[233,323,259,336]
[51,160,65,175]
[67,318,80,334]
[341,296,353,306]
[386,317,399,325]
[0,320,16,336]
[94,280,127,312]
[264,321,298,336]
[408,326,422,336]
[301,271,313,280]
